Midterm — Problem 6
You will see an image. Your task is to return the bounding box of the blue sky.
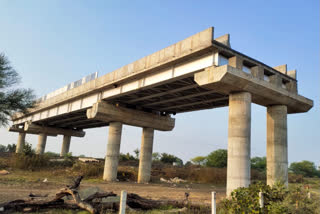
[0,0,319,165]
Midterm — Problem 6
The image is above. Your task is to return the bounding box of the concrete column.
[103,122,123,181]
[267,105,288,186]
[36,134,47,155]
[16,133,26,153]
[60,135,71,157]
[138,128,154,183]
[227,92,251,196]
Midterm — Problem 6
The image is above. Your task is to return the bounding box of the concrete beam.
[215,34,231,48]
[228,56,243,70]
[226,92,251,196]
[138,128,154,183]
[273,64,287,75]
[8,126,57,137]
[103,122,123,181]
[87,101,175,131]
[24,122,85,137]
[287,69,297,79]
[194,65,313,113]
[267,105,288,186]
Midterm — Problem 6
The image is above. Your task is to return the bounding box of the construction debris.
[79,157,99,163]
[160,177,187,184]
[0,170,9,175]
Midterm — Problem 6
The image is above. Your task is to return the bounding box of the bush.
[218,182,320,214]
[71,162,104,177]
[205,149,227,168]
[10,153,50,170]
[290,161,320,178]
[6,144,16,153]
[160,153,183,165]
[251,156,266,172]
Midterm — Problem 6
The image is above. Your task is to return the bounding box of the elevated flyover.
[9,27,313,195]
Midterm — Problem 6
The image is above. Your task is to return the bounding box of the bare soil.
[0,169,226,205]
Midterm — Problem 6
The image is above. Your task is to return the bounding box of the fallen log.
[55,188,96,214]
[0,176,210,213]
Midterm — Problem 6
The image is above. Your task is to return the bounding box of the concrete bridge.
[9,27,313,195]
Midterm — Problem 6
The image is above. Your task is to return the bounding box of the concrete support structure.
[267,105,288,186]
[60,135,71,157]
[138,128,154,183]
[16,132,26,153]
[227,92,251,196]
[36,134,47,155]
[103,122,123,181]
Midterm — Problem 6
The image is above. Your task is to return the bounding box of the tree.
[160,153,183,165]
[0,144,6,152]
[289,161,319,177]
[191,156,207,166]
[152,152,161,161]
[0,53,35,126]
[206,149,227,168]
[6,143,16,153]
[133,148,139,160]
[251,156,266,172]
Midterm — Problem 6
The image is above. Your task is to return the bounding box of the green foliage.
[64,152,73,160]
[0,144,6,152]
[22,142,35,156]
[191,156,207,166]
[45,151,60,158]
[119,152,136,161]
[205,149,227,168]
[290,161,320,177]
[6,143,16,153]
[0,53,35,126]
[218,182,320,214]
[251,156,266,172]
[152,152,161,161]
[160,153,183,165]
[133,148,140,159]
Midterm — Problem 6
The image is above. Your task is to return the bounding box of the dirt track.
[0,178,226,205]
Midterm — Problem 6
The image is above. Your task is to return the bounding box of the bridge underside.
[28,76,229,130]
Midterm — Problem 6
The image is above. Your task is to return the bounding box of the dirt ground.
[0,170,226,205]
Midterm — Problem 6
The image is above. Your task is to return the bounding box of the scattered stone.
[0,170,9,175]
[160,177,187,184]
[79,157,99,163]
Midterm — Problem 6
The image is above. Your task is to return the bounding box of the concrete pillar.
[227,92,251,196]
[36,134,47,155]
[60,135,71,157]
[103,122,123,181]
[267,105,288,186]
[138,128,154,183]
[16,133,26,153]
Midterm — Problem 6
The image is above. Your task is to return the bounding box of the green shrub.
[218,182,320,214]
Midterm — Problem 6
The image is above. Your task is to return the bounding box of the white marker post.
[259,192,264,209]
[212,191,216,214]
[119,190,127,214]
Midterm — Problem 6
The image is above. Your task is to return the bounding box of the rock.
[78,187,104,201]
[0,170,9,175]
[79,158,99,163]
[43,178,48,182]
